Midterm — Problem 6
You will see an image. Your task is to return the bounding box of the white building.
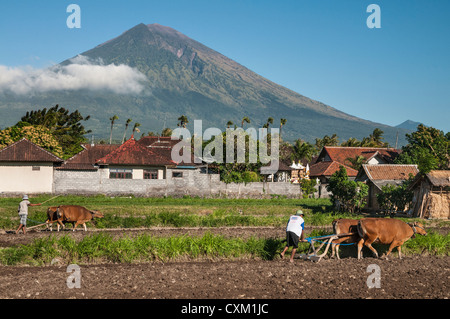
[0,138,63,194]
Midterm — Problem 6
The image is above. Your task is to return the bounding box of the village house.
[0,138,63,194]
[309,146,402,198]
[260,161,294,182]
[355,164,419,211]
[408,170,450,219]
[53,136,220,196]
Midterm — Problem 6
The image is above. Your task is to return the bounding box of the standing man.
[280,210,305,262]
[15,195,41,234]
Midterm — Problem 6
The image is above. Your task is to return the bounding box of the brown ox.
[56,205,104,232]
[357,218,427,259]
[331,219,360,259]
[46,206,75,231]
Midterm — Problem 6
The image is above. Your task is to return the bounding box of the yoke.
[298,232,355,263]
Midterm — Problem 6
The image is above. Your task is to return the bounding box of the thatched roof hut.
[408,170,450,219]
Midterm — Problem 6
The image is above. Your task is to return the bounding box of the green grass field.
[0,195,448,265]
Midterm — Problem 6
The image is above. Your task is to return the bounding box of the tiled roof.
[138,136,200,166]
[137,136,180,148]
[317,146,401,167]
[57,144,120,170]
[0,138,62,163]
[96,137,176,166]
[361,164,419,181]
[309,161,359,177]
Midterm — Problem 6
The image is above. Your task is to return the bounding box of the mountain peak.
[33,23,410,145]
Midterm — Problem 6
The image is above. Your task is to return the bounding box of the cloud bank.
[0,55,148,95]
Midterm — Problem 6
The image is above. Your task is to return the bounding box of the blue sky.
[0,0,449,132]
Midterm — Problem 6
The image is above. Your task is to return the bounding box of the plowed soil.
[0,227,448,300]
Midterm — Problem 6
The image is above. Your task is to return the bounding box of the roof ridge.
[325,146,398,150]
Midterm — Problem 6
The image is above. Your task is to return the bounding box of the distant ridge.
[0,23,411,146]
[396,120,424,131]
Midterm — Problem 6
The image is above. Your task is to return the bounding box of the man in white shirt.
[15,195,41,234]
[280,210,305,263]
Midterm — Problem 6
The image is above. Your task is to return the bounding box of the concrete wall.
[0,162,54,194]
[53,167,305,198]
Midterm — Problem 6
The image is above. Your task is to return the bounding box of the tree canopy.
[395,124,449,173]
[18,105,91,158]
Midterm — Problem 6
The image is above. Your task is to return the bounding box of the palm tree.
[341,137,361,147]
[122,118,132,144]
[226,121,234,128]
[280,118,287,140]
[161,127,172,137]
[132,122,141,136]
[315,133,339,150]
[241,117,250,128]
[177,115,189,128]
[346,155,366,171]
[109,115,119,144]
[161,128,173,137]
[292,139,317,163]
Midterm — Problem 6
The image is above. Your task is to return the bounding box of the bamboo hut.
[408,170,450,219]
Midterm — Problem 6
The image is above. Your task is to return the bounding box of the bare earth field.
[0,256,448,300]
[0,227,448,301]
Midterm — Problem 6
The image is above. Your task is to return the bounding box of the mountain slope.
[396,120,424,131]
[1,23,410,145]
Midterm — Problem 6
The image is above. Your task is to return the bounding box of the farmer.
[15,195,41,234]
[280,210,306,262]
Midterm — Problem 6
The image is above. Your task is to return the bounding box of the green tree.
[300,178,317,199]
[292,139,317,163]
[18,105,91,158]
[315,133,339,150]
[280,118,287,140]
[346,155,366,171]
[376,177,414,215]
[395,124,449,173]
[360,128,389,147]
[122,118,132,144]
[341,137,361,147]
[161,128,173,137]
[0,125,64,158]
[241,116,250,128]
[109,115,119,144]
[327,166,368,213]
[263,117,274,129]
[177,115,189,128]
[132,122,141,136]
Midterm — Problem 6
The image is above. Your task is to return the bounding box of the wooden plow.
[298,232,355,263]
[26,220,49,231]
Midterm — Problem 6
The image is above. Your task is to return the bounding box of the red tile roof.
[137,136,180,148]
[309,161,359,177]
[361,164,419,181]
[317,146,401,167]
[58,144,120,170]
[0,138,62,163]
[96,137,176,166]
[138,136,200,165]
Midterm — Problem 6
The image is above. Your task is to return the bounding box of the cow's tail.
[357,220,365,238]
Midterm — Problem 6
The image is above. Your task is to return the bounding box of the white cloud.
[0,55,148,95]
